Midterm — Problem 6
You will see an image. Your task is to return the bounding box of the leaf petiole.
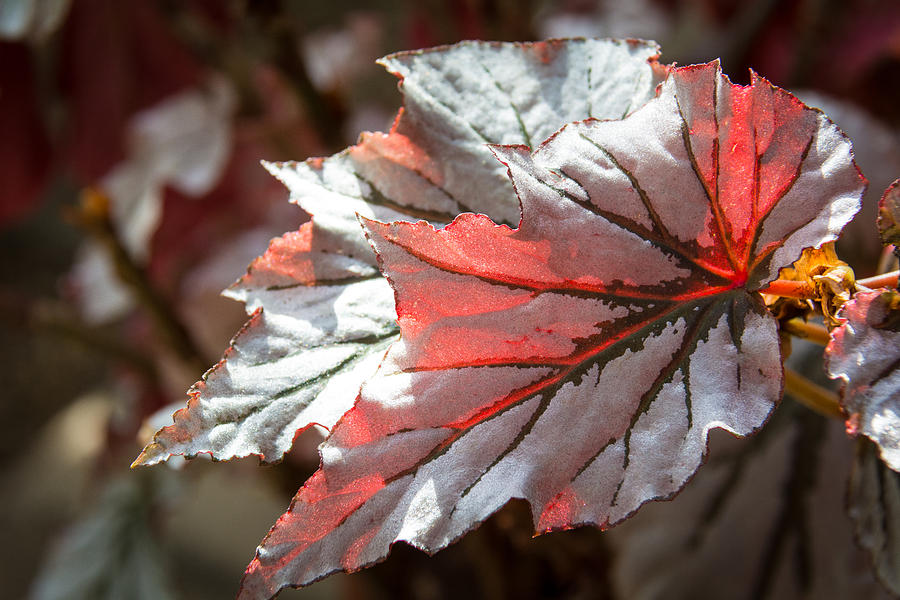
[856,270,899,290]
[759,279,816,299]
[783,367,843,420]
[761,270,899,300]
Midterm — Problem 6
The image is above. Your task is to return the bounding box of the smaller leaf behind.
[827,289,900,472]
[30,474,176,600]
[610,405,893,600]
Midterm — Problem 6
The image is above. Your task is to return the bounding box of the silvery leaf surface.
[134,38,665,466]
[238,60,864,598]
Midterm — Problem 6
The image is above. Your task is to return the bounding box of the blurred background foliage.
[1,1,899,598]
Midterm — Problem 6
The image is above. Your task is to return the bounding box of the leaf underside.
[827,289,900,472]
[239,60,864,599]
[134,38,665,466]
[878,179,900,256]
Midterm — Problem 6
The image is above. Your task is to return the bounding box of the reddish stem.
[857,270,899,290]
[758,279,816,299]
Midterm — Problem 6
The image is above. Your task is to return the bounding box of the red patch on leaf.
[537,487,584,532]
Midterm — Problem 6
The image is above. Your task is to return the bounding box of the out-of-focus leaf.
[848,437,900,596]
[301,14,382,94]
[878,179,900,256]
[30,475,175,600]
[238,60,864,598]
[103,76,236,261]
[72,77,236,324]
[134,38,667,467]
[827,289,900,472]
[538,0,670,41]
[608,404,892,600]
[0,0,70,41]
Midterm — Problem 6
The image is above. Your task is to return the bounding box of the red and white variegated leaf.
[238,60,864,598]
[134,38,665,466]
[827,289,900,472]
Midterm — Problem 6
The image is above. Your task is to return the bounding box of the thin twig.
[781,319,830,346]
[251,2,347,152]
[69,188,210,375]
[783,368,842,420]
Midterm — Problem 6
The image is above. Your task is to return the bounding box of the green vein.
[477,59,533,147]
[577,133,673,242]
[360,143,479,216]
[353,173,462,222]
[226,335,399,428]
[457,391,553,502]
[265,272,382,291]
[247,329,400,369]
[411,78,494,145]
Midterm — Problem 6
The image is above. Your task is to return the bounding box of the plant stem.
[248,1,347,152]
[783,368,842,420]
[70,188,210,375]
[762,270,899,299]
[857,270,899,290]
[782,319,830,346]
[759,279,816,299]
